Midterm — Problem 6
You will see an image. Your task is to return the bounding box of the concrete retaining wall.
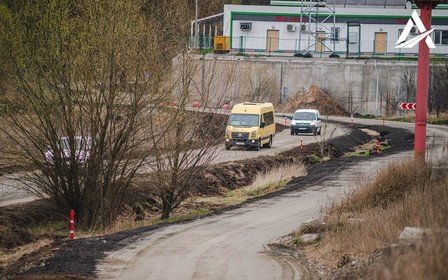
[176,54,418,115]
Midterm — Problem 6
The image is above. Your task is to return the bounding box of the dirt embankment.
[277,85,347,116]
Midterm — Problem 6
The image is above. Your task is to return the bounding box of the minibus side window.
[263,111,274,126]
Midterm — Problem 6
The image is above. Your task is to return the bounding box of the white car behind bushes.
[45,136,92,164]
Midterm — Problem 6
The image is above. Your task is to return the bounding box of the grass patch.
[345,150,371,157]
[158,208,211,224]
[107,208,211,234]
[387,113,448,125]
[345,142,391,157]
[225,163,306,200]
[28,221,67,236]
[226,180,289,199]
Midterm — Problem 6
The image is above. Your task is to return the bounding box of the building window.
[331,27,340,42]
[433,30,448,45]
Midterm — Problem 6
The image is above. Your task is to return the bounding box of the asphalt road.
[0,116,345,207]
[95,118,448,280]
[209,116,347,165]
[0,172,39,207]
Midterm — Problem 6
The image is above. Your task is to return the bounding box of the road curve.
[96,119,448,280]
[0,117,344,207]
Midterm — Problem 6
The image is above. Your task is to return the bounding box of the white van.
[290,109,321,136]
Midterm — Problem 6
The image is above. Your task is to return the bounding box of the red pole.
[69,210,75,240]
[414,3,434,161]
[300,137,303,149]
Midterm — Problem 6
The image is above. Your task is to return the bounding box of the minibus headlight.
[251,130,256,138]
[225,128,231,138]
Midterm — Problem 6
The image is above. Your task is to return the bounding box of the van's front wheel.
[263,136,272,148]
[254,139,261,151]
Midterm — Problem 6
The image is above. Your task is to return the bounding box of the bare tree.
[247,67,277,103]
[400,67,416,103]
[145,53,224,219]
[384,87,402,116]
[429,61,448,117]
[0,0,170,230]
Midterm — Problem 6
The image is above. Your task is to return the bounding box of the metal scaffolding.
[296,0,339,57]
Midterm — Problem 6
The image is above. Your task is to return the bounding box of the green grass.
[387,114,448,125]
[225,180,289,199]
[346,150,371,157]
[158,209,211,224]
[28,221,67,235]
[345,143,391,157]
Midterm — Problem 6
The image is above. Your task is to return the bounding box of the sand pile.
[278,85,347,116]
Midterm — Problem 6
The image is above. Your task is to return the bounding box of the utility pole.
[195,0,199,49]
[414,0,440,161]
[195,0,198,35]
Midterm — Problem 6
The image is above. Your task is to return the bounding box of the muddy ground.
[0,122,414,279]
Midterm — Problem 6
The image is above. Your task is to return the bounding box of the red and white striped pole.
[300,137,303,149]
[376,140,380,155]
[69,210,75,240]
[350,114,354,128]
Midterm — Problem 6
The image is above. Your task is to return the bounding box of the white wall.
[223,4,448,55]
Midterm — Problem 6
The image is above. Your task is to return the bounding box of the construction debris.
[278,85,347,116]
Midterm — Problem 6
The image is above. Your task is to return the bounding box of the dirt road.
[96,119,447,280]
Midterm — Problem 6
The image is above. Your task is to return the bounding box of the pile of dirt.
[278,85,347,116]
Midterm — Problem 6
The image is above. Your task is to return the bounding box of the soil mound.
[278,85,347,116]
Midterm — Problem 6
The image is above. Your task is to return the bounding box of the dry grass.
[379,234,448,280]
[227,163,307,199]
[105,164,307,234]
[0,239,53,272]
[387,112,448,125]
[299,158,448,278]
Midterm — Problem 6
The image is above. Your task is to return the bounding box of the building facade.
[222,0,448,57]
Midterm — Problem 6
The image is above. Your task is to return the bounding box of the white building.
[222,0,448,57]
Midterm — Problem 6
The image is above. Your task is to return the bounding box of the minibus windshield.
[228,114,260,127]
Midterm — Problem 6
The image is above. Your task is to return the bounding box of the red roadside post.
[69,210,75,240]
[414,0,440,162]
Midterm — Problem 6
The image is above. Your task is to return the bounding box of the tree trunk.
[161,200,172,220]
